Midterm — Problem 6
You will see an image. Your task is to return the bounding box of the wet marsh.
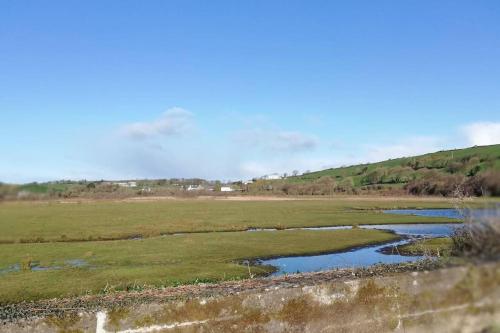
[0,198,460,243]
[0,197,494,304]
[0,228,397,303]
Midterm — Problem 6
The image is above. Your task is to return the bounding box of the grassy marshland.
[0,196,469,303]
[0,228,398,303]
[397,238,453,256]
[0,198,459,243]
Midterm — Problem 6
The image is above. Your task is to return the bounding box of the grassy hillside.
[2,145,499,199]
[289,144,500,190]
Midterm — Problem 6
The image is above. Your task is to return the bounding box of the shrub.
[451,215,500,260]
[405,171,465,196]
[337,177,354,192]
[362,168,386,185]
[464,171,500,196]
[446,161,464,174]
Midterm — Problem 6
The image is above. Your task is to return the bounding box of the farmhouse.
[261,173,282,180]
[114,181,137,188]
[187,185,204,191]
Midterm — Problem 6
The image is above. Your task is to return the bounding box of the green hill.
[287,144,500,195]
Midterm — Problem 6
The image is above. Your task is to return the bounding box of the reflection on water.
[261,223,459,276]
[0,259,89,275]
[259,207,500,276]
[262,239,424,276]
[384,207,500,219]
[361,223,459,237]
[0,263,20,275]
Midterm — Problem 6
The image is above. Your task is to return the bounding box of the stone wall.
[4,263,500,333]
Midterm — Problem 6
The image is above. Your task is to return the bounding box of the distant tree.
[281,183,292,195]
[407,159,422,170]
[214,180,222,191]
[338,177,354,192]
[362,168,386,185]
[292,170,299,177]
[447,161,464,174]
[316,176,336,195]
[353,166,368,176]
[156,179,167,186]
[467,165,481,177]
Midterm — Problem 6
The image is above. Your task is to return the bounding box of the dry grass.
[452,216,500,260]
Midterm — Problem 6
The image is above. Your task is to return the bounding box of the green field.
[0,197,471,303]
[398,237,453,256]
[0,198,459,243]
[0,228,398,303]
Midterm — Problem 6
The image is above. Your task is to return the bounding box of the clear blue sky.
[1,1,499,182]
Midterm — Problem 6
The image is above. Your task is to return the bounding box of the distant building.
[187,184,204,191]
[140,187,152,193]
[220,186,234,192]
[114,181,137,188]
[261,173,282,180]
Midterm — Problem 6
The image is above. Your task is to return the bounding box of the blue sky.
[1,1,500,183]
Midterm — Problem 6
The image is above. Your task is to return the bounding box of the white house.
[187,185,204,191]
[261,173,282,180]
[220,186,234,192]
[115,181,137,188]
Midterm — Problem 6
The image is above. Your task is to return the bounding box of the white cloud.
[234,123,497,179]
[235,129,318,152]
[119,107,194,139]
[462,122,500,146]
[362,136,443,162]
[32,116,497,183]
[238,157,335,179]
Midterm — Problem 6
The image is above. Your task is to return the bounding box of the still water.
[261,209,470,276]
